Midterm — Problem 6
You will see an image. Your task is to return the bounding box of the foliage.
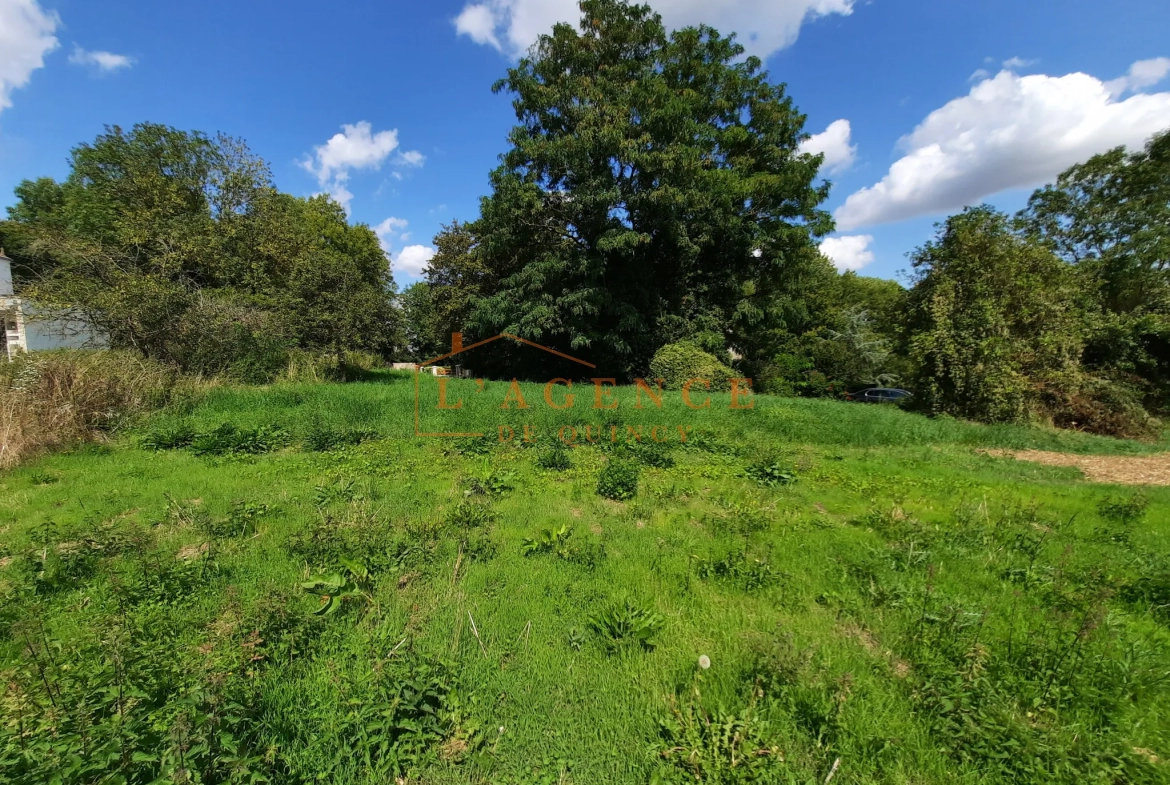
[597,456,640,500]
[5,122,402,375]
[535,441,573,470]
[303,422,377,452]
[464,0,833,378]
[649,342,735,392]
[587,599,666,652]
[1018,129,1170,413]
[652,687,783,784]
[744,461,796,487]
[190,422,290,456]
[399,282,446,362]
[301,557,374,615]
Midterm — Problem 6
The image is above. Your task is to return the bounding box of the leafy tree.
[7,123,401,374]
[467,0,832,378]
[425,221,491,343]
[1019,128,1170,411]
[399,282,445,361]
[1019,128,1169,314]
[905,207,1083,424]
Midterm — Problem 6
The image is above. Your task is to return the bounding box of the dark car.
[846,387,913,404]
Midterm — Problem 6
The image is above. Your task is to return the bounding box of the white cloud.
[373,216,409,255]
[302,122,424,214]
[819,235,874,272]
[1002,56,1037,70]
[69,46,134,72]
[453,0,855,60]
[454,3,501,49]
[799,118,856,174]
[0,0,59,114]
[836,61,1170,230]
[302,121,400,186]
[397,150,426,167]
[969,68,991,83]
[1104,57,1170,97]
[394,245,436,277]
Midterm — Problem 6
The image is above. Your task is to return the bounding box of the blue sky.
[2,0,1169,286]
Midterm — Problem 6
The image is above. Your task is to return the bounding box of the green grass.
[1,371,1168,784]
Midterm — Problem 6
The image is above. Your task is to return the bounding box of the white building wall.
[0,255,13,296]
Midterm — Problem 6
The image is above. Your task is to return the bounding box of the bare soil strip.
[984,449,1170,486]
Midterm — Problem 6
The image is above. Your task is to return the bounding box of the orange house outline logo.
[413,332,596,438]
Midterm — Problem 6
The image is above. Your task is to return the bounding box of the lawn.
[1,372,1168,784]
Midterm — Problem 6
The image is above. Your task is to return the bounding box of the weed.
[141,421,197,450]
[448,499,496,528]
[597,457,640,500]
[652,686,782,784]
[303,422,377,452]
[693,550,780,592]
[588,600,665,652]
[301,556,374,615]
[1098,493,1149,524]
[190,422,289,456]
[535,442,572,471]
[744,461,796,487]
[522,524,573,557]
[464,468,517,497]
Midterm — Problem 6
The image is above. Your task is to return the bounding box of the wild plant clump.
[535,441,573,470]
[597,457,639,500]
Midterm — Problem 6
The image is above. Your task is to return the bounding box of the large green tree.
[1018,128,1170,410]
[466,0,832,378]
[905,207,1083,424]
[5,123,402,374]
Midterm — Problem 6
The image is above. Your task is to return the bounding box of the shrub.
[597,457,639,500]
[649,342,735,392]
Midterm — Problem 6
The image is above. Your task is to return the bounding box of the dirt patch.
[984,449,1170,486]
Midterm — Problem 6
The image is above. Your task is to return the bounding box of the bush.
[169,298,290,382]
[597,457,639,500]
[649,342,735,392]
[1,350,176,468]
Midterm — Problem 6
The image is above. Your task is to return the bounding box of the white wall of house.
[0,254,13,297]
[1,255,107,359]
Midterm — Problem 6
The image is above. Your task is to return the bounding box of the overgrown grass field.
[2,372,1169,784]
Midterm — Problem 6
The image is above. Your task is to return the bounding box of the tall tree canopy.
[3,123,401,376]
[906,207,1082,424]
[1018,128,1170,410]
[463,0,832,378]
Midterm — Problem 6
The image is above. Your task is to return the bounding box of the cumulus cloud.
[1105,57,1170,97]
[301,122,424,214]
[69,46,134,72]
[819,235,874,272]
[373,216,410,255]
[799,119,856,174]
[836,61,1170,230]
[0,0,59,114]
[453,0,855,59]
[394,245,437,277]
